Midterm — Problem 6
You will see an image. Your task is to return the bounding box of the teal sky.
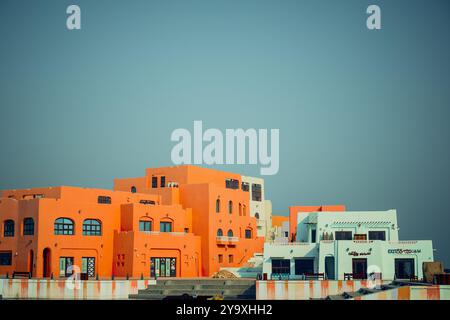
[1,0,449,265]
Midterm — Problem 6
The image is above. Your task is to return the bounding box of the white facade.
[241,176,272,237]
[262,210,434,281]
[296,209,399,242]
[269,220,289,243]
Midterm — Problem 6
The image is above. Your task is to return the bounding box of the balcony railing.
[216,236,239,243]
[141,231,186,236]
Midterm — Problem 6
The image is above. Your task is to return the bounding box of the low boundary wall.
[256,280,388,300]
[0,279,155,299]
[354,285,450,300]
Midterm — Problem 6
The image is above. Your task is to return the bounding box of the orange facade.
[271,215,288,228]
[0,165,264,279]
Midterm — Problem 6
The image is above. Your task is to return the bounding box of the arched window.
[131,186,137,193]
[139,218,152,232]
[216,198,220,213]
[160,221,172,232]
[239,203,242,216]
[3,220,14,237]
[23,218,34,236]
[227,229,233,237]
[228,201,233,214]
[54,218,74,235]
[83,219,102,236]
[217,229,223,237]
[255,212,260,219]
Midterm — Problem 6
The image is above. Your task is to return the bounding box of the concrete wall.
[354,285,450,300]
[0,279,155,299]
[256,280,388,300]
[297,210,399,242]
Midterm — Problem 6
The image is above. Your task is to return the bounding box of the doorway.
[352,258,367,279]
[28,250,34,277]
[395,258,415,279]
[43,248,51,278]
[325,256,335,280]
[150,258,176,277]
[82,257,96,278]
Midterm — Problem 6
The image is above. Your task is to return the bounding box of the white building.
[268,220,289,243]
[262,210,434,281]
[241,176,272,238]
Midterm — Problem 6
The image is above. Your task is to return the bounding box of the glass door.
[151,258,176,277]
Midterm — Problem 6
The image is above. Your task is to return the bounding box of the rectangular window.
[59,257,74,277]
[245,229,252,239]
[241,182,250,192]
[225,179,239,190]
[271,259,290,275]
[139,200,155,205]
[395,258,415,279]
[294,258,314,275]
[228,254,234,263]
[251,184,262,201]
[218,254,223,263]
[311,229,317,243]
[152,177,158,188]
[160,176,166,188]
[23,218,34,236]
[368,231,386,241]
[0,251,12,266]
[184,228,189,233]
[97,196,111,204]
[139,220,152,232]
[160,222,172,232]
[354,234,367,240]
[335,231,353,240]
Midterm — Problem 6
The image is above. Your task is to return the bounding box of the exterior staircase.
[129,278,256,300]
[219,253,264,278]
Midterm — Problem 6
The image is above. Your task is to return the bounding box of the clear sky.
[1,0,449,265]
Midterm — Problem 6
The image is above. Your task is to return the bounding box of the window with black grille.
[23,218,34,236]
[251,183,262,201]
[83,219,102,236]
[3,220,14,237]
[0,251,12,265]
[54,218,74,235]
[97,196,111,204]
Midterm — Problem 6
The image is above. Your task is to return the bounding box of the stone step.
[138,288,255,296]
[156,279,255,285]
[144,284,255,291]
[130,293,256,300]
[131,279,257,300]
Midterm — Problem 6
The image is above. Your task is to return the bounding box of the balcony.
[141,231,186,236]
[216,236,239,245]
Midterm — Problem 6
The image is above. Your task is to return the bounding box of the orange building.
[0,165,264,279]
